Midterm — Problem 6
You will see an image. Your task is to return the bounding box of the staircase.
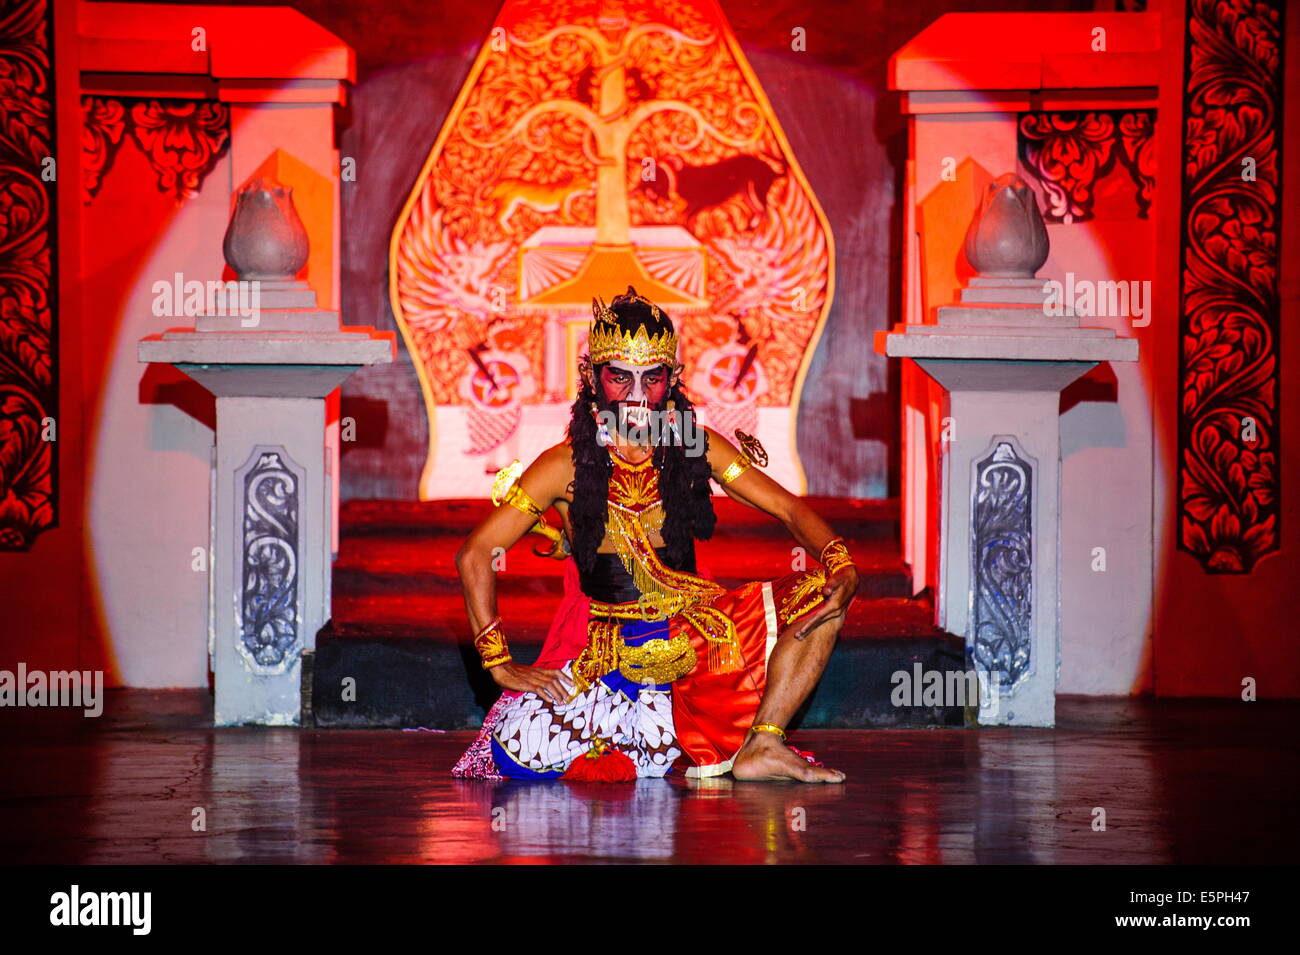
[313,498,967,729]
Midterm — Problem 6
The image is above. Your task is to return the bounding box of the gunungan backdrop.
[390,0,834,497]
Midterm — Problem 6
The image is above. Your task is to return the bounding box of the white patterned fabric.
[491,662,681,777]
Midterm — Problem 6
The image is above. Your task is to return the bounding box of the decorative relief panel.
[237,447,303,674]
[970,439,1034,691]
[0,0,57,551]
[1018,109,1156,224]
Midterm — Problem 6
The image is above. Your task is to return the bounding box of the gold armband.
[735,430,768,467]
[502,482,544,520]
[491,460,542,518]
[490,460,569,560]
[473,617,512,670]
[720,451,752,485]
[820,537,855,575]
[719,430,768,485]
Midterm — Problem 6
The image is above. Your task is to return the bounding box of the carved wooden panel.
[1177,0,1285,573]
[0,0,57,550]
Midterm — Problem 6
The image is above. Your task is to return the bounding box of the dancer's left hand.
[794,567,859,640]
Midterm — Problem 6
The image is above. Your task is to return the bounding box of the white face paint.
[607,361,656,401]
[605,360,664,430]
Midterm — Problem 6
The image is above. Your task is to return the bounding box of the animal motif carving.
[486,171,595,230]
[641,154,785,230]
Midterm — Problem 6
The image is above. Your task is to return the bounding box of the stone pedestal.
[876,317,1136,726]
[140,320,393,725]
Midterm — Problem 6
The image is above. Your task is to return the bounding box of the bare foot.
[730,731,846,783]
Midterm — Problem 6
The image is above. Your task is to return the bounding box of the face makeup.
[599,361,671,432]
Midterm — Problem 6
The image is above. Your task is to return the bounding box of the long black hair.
[567,291,716,577]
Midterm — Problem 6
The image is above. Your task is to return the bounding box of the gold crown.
[589,288,678,366]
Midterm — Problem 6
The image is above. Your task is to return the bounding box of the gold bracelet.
[750,722,787,741]
[473,617,512,670]
[820,537,855,576]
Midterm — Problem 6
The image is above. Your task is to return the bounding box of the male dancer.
[453,286,857,782]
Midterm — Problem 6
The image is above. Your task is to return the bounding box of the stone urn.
[222,177,310,281]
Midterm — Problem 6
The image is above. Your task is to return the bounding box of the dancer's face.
[598,361,671,430]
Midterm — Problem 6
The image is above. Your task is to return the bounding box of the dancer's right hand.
[490,663,572,706]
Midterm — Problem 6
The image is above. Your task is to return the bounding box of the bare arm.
[705,428,859,638]
[454,444,574,702]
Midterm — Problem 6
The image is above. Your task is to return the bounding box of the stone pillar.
[876,175,1138,727]
[139,176,394,725]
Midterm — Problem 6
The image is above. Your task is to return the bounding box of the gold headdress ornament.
[588,285,678,367]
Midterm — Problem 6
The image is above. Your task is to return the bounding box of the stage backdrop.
[388,0,831,497]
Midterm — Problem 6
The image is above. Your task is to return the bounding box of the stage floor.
[1,691,1295,865]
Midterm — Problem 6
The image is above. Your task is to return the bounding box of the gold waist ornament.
[571,546,744,696]
[616,632,698,685]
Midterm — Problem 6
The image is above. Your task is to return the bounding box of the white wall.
[84,142,228,688]
[1051,220,1155,695]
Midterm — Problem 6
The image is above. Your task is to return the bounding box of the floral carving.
[0,0,56,551]
[1018,112,1116,223]
[1117,110,1156,218]
[1177,0,1284,573]
[128,100,230,201]
[81,95,126,202]
[1018,110,1156,222]
[80,96,230,203]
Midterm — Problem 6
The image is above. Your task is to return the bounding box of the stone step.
[333,533,913,599]
[315,497,967,731]
[312,609,967,731]
[339,496,901,539]
[330,589,942,640]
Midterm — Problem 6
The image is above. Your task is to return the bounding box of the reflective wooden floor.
[1,690,1295,864]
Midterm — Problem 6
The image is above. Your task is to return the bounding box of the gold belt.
[589,591,690,622]
[572,616,696,690]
